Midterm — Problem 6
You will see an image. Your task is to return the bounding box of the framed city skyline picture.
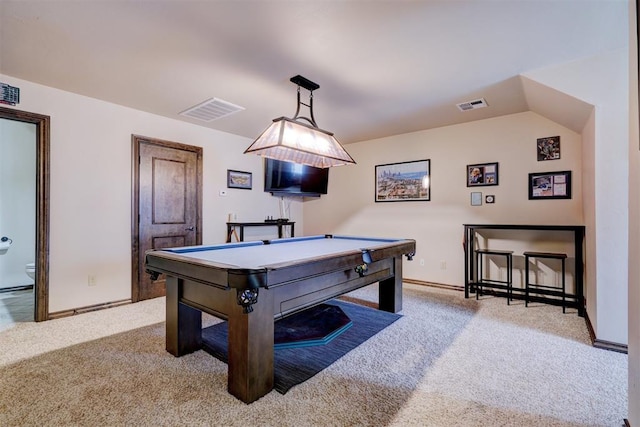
[375,159,430,202]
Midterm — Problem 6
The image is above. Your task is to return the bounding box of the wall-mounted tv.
[264,158,329,197]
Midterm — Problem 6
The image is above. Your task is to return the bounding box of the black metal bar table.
[226,221,295,242]
[463,224,585,316]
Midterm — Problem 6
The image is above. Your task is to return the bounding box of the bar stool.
[523,251,567,313]
[475,249,514,304]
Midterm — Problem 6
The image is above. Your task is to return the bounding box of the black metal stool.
[475,249,514,304]
[523,251,567,313]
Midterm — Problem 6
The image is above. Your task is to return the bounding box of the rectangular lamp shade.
[244,117,356,168]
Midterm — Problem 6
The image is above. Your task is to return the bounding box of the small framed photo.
[470,192,482,206]
[466,162,499,187]
[227,170,252,190]
[537,136,561,161]
[375,159,430,202]
[528,170,571,200]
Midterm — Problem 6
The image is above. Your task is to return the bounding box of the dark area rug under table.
[201,299,401,394]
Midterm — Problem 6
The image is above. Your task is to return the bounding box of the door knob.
[185,226,195,231]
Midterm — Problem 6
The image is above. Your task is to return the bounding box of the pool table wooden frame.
[145,235,416,403]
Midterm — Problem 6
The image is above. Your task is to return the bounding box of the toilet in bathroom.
[25,262,36,281]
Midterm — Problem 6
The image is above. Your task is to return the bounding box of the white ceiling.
[0,0,628,144]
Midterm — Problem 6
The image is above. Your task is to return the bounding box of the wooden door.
[131,135,202,301]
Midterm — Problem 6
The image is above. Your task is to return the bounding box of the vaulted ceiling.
[0,1,628,144]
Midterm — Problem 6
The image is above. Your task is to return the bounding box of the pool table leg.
[378,255,403,313]
[165,276,202,356]
[227,287,275,403]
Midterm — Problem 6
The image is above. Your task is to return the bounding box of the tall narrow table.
[226,221,295,242]
[463,224,585,316]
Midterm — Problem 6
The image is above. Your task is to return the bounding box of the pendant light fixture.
[244,75,356,168]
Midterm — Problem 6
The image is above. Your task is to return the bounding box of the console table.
[226,221,295,243]
[463,224,585,316]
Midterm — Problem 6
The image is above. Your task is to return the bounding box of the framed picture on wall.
[528,170,571,200]
[375,159,430,202]
[227,170,252,190]
[466,162,498,187]
[536,136,561,161]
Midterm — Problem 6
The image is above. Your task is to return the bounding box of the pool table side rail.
[145,251,266,291]
[263,239,415,282]
[166,240,265,253]
[145,238,416,291]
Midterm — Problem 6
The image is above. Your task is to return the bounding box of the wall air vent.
[0,83,20,106]
[180,98,245,122]
[456,98,488,112]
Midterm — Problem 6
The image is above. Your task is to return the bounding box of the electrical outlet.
[88,275,97,287]
[440,261,447,270]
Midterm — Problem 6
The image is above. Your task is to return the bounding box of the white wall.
[0,74,304,312]
[581,109,597,329]
[0,119,36,289]
[305,111,583,287]
[524,49,629,346]
[627,1,639,423]
[628,66,639,427]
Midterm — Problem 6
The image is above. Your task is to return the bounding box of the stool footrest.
[474,281,510,290]
[527,287,566,297]
[477,279,510,286]
[527,283,563,291]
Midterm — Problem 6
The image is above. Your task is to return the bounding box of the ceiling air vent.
[456,98,488,112]
[180,98,245,122]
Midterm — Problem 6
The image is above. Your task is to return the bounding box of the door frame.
[130,135,203,302]
[0,106,50,322]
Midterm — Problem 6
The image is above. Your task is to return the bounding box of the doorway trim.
[130,134,203,302]
[0,106,50,322]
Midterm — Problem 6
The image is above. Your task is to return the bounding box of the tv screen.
[264,159,329,196]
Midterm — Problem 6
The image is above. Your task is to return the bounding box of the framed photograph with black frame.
[466,162,498,187]
[375,159,430,202]
[536,136,561,161]
[528,170,571,200]
[227,169,252,190]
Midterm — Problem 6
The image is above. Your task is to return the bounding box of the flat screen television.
[264,158,329,197]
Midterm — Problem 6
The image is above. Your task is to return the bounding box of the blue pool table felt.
[162,235,399,269]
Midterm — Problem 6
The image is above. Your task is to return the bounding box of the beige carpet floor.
[0,284,627,426]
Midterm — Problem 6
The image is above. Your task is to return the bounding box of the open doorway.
[0,106,50,322]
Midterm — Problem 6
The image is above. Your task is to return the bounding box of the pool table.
[145,234,416,403]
